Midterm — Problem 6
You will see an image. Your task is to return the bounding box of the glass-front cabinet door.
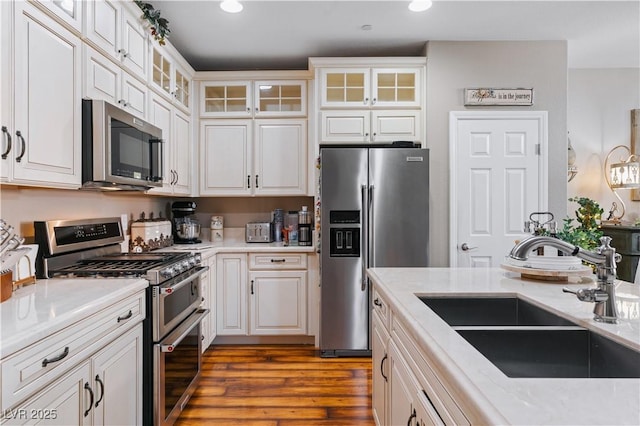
[174,68,190,109]
[152,48,172,96]
[35,0,83,32]
[200,82,252,117]
[371,68,421,108]
[319,68,370,108]
[254,80,306,117]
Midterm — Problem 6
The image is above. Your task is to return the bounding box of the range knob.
[188,257,197,267]
[161,267,175,278]
[181,260,191,271]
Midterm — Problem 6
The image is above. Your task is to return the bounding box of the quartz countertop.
[0,278,148,358]
[367,267,640,425]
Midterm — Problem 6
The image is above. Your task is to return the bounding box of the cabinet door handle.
[42,346,69,367]
[371,97,377,105]
[374,298,382,307]
[247,174,251,188]
[381,353,388,382]
[246,107,251,113]
[84,382,94,417]
[94,375,104,407]
[1,126,11,159]
[364,97,369,105]
[117,309,133,323]
[407,407,416,426]
[15,130,26,163]
[250,279,254,295]
[255,174,259,188]
[117,48,129,58]
[174,170,179,185]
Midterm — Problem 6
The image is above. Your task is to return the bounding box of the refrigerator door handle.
[369,184,375,270]
[361,184,368,291]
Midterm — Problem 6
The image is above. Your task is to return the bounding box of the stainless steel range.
[34,217,208,426]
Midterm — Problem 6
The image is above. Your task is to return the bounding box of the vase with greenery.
[556,197,604,251]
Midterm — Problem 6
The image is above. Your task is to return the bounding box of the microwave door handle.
[159,308,209,352]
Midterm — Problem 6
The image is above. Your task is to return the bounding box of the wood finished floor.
[175,345,374,426]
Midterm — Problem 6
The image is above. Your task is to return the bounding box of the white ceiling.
[155,0,640,71]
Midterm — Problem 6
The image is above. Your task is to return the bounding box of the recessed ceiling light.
[220,0,243,13]
[408,1,433,12]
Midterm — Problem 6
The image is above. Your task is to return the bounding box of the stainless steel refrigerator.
[320,146,429,357]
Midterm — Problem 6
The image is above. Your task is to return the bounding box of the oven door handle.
[159,308,209,353]
[159,266,208,295]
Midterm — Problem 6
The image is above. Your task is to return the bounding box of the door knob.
[461,243,477,251]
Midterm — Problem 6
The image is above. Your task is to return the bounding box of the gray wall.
[425,41,568,266]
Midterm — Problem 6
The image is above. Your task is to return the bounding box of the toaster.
[245,222,273,243]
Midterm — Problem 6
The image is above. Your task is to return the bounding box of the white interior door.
[450,111,548,267]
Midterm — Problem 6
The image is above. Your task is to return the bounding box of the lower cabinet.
[2,325,142,426]
[216,252,308,336]
[372,287,470,426]
[200,254,217,352]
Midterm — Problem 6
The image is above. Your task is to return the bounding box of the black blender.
[171,201,201,244]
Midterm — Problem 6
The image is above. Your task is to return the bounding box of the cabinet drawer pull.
[270,258,286,263]
[15,130,25,163]
[1,126,11,159]
[42,346,69,367]
[84,383,94,417]
[117,309,133,323]
[95,375,104,407]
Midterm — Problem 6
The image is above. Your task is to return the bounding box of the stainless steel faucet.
[509,236,621,324]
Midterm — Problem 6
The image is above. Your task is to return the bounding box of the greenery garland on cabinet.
[134,1,170,45]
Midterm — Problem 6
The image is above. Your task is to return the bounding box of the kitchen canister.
[211,216,224,242]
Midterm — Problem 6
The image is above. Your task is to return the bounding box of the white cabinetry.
[311,58,426,146]
[84,0,147,81]
[372,287,470,426]
[215,252,308,336]
[200,80,306,118]
[200,119,307,196]
[200,254,216,352]
[216,253,248,336]
[32,0,83,33]
[83,44,147,119]
[150,44,192,112]
[2,1,82,188]
[248,253,307,335]
[1,291,145,425]
[147,92,192,195]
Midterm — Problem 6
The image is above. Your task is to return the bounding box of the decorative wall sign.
[464,88,534,106]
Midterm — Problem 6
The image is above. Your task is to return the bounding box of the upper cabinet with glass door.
[150,44,193,113]
[200,81,252,118]
[254,80,306,117]
[318,67,421,109]
[200,80,306,118]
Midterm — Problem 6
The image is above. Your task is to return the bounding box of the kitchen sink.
[456,328,640,378]
[419,296,575,326]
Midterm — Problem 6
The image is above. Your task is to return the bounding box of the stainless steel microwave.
[81,99,163,191]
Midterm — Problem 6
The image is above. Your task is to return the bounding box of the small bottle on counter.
[286,211,299,246]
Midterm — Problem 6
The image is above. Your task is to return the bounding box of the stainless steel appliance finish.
[171,201,202,244]
[82,99,163,191]
[245,222,273,242]
[33,218,208,426]
[320,146,429,356]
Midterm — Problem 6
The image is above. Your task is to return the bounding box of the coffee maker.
[171,201,201,244]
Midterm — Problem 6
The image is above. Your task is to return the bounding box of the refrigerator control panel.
[329,227,360,257]
[329,210,360,224]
